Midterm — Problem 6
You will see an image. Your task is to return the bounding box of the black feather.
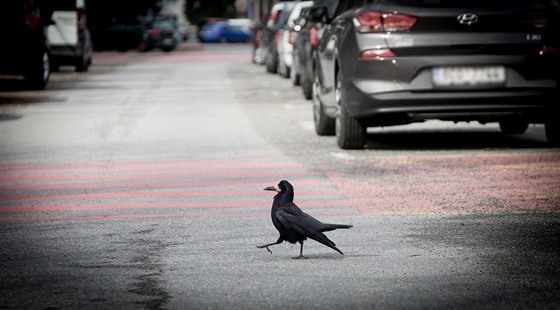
[257,180,352,258]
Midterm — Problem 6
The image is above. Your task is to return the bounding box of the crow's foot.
[292,255,308,259]
[256,245,272,254]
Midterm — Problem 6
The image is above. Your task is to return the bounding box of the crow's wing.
[275,204,338,248]
[276,202,323,231]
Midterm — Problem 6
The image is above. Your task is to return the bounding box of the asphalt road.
[0,43,559,309]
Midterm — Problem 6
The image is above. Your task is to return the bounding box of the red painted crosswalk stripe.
[0,158,358,222]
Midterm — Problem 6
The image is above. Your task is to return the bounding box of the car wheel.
[302,68,313,100]
[335,71,366,149]
[278,57,289,78]
[313,75,335,136]
[137,39,148,52]
[291,58,300,86]
[266,51,278,74]
[162,43,175,52]
[499,120,528,134]
[545,120,559,146]
[25,49,49,90]
[75,53,89,72]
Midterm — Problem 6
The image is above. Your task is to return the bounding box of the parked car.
[292,2,338,99]
[260,1,297,73]
[48,0,93,72]
[98,18,149,52]
[276,1,314,79]
[0,0,52,90]
[141,17,178,51]
[196,17,227,42]
[310,0,560,149]
[199,20,253,43]
[251,14,268,64]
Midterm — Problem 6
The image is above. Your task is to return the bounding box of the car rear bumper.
[348,87,559,126]
[344,54,559,126]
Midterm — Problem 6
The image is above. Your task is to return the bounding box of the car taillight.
[23,3,40,30]
[267,11,278,27]
[539,46,558,55]
[359,48,396,60]
[310,26,319,46]
[522,6,560,28]
[148,29,162,36]
[77,8,86,35]
[354,11,417,33]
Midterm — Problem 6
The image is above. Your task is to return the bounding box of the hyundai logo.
[457,13,479,25]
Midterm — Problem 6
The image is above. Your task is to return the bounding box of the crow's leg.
[256,237,283,254]
[292,241,308,259]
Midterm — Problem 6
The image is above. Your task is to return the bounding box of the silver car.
[311,0,560,149]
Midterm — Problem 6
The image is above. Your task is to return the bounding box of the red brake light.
[359,48,396,60]
[539,46,558,55]
[24,12,40,30]
[77,8,86,35]
[354,11,417,33]
[310,26,319,46]
[522,6,560,28]
[148,29,161,36]
[268,11,278,27]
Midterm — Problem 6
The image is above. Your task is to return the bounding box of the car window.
[371,0,559,7]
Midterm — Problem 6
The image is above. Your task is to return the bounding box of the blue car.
[199,21,252,43]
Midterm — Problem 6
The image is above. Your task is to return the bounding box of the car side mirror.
[293,16,306,31]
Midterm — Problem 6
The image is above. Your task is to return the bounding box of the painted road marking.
[0,158,357,222]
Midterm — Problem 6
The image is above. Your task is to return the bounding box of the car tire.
[266,52,278,74]
[545,120,559,146]
[75,54,90,72]
[278,59,290,79]
[25,49,49,90]
[162,44,175,52]
[302,69,313,100]
[499,120,528,134]
[313,75,335,136]
[291,57,300,86]
[335,71,366,149]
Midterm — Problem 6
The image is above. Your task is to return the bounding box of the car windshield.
[372,0,559,7]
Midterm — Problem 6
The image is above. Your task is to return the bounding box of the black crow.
[257,180,353,259]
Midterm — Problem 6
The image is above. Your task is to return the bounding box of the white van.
[47,0,92,72]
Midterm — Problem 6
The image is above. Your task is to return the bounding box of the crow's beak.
[263,185,280,192]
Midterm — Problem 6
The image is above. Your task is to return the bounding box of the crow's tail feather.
[309,231,345,255]
[321,223,353,232]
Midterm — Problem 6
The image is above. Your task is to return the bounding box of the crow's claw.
[256,245,273,254]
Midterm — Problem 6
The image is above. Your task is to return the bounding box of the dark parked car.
[276,1,314,79]
[293,1,339,99]
[0,0,53,90]
[311,0,560,149]
[141,17,178,52]
[260,1,297,74]
[98,18,149,52]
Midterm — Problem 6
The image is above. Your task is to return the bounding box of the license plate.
[432,66,506,87]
